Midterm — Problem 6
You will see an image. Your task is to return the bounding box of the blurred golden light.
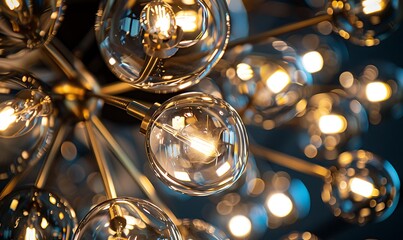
[349,177,375,198]
[302,51,324,73]
[228,215,252,238]
[266,193,293,217]
[25,227,36,240]
[318,114,347,134]
[365,81,392,102]
[236,63,254,81]
[0,106,17,131]
[265,69,290,93]
[176,10,198,32]
[189,136,218,157]
[5,0,21,10]
[362,0,386,14]
[41,217,49,229]
[174,171,191,182]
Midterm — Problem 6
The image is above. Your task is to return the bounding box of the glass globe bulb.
[73,197,181,240]
[0,0,65,57]
[145,92,249,196]
[178,219,229,240]
[218,40,312,129]
[327,0,402,46]
[0,72,54,189]
[322,150,400,224]
[96,0,229,92]
[0,187,77,240]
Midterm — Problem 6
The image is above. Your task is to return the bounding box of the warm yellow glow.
[189,136,218,157]
[25,227,37,240]
[0,106,17,131]
[365,81,392,102]
[302,51,324,73]
[228,215,252,238]
[216,162,231,177]
[172,116,185,130]
[5,0,21,10]
[236,63,254,81]
[174,171,191,182]
[49,196,57,205]
[362,0,386,14]
[349,177,375,198]
[318,114,347,134]
[154,4,174,38]
[40,218,49,229]
[266,193,293,217]
[175,10,198,32]
[265,69,291,93]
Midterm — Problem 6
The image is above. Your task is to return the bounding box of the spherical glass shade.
[146,92,249,196]
[322,150,400,224]
[178,218,229,240]
[299,91,368,160]
[96,0,230,93]
[0,187,77,240]
[0,72,54,188]
[73,197,181,240]
[218,40,312,129]
[0,0,65,57]
[328,0,402,46]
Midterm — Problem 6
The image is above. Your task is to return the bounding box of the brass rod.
[91,115,180,225]
[227,14,332,49]
[43,41,77,80]
[249,144,330,179]
[101,82,135,95]
[0,168,31,199]
[35,123,71,189]
[135,56,159,84]
[84,120,118,199]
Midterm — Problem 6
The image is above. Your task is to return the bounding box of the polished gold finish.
[101,82,135,95]
[250,144,331,179]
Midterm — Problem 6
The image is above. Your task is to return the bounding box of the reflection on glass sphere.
[0,187,77,240]
[218,40,312,129]
[327,0,401,46]
[178,218,229,240]
[0,72,54,188]
[0,0,65,57]
[95,0,229,93]
[146,92,248,196]
[322,150,400,224]
[299,91,368,160]
[73,197,181,240]
[282,231,320,240]
[339,62,403,124]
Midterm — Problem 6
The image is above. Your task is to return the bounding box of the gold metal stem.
[0,168,31,199]
[135,56,159,84]
[101,82,135,95]
[91,115,180,225]
[84,120,118,199]
[227,14,332,49]
[43,41,77,80]
[250,144,330,179]
[35,123,71,189]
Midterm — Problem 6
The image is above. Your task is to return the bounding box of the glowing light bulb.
[0,89,52,138]
[146,93,248,196]
[176,10,198,32]
[302,51,324,73]
[365,81,392,102]
[318,114,347,134]
[265,69,291,94]
[140,0,177,41]
[362,0,386,14]
[5,0,21,10]
[236,63,254,81]
[228,215,252,238]
[25,227,37,240]
[349,177,375,198]
[267,193,294,218]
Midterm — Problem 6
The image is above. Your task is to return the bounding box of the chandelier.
[0,0,401,239]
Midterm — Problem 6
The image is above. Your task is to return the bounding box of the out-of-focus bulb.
[140,0,177,41]
[236,63,254,81]
[5,0,21,10]
[266,193,294,218]
[349,177,375,198]
[362,0,386,14]
[0,89,52,138]
[302,51,324,73]
[228,215,252,238]
[176,10,198,32]
[24,227,37,240]
[365,81,392,102]
[318,114,347,134]
[265,69,291,94]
